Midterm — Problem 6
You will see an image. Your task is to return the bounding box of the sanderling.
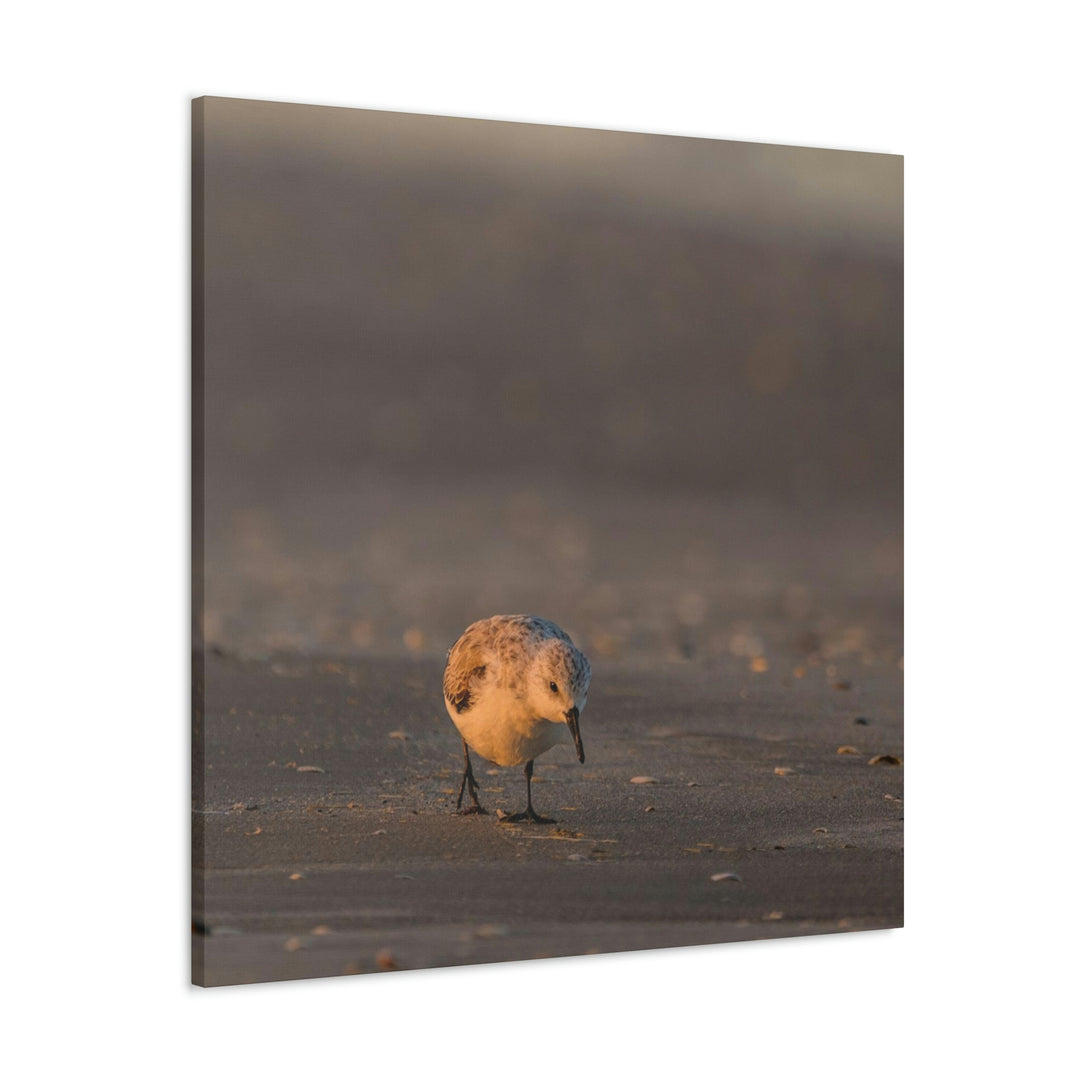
[443,614,591,823]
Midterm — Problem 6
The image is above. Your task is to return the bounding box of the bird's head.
[530,637,591,763]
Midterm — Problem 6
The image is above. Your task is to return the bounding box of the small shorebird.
[443,615,591,823]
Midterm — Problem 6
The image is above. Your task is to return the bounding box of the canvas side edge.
[190,95,208,987]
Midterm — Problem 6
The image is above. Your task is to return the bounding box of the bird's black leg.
[455,738,486,815]
[500,759,555,824]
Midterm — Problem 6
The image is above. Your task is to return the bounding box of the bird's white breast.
[447,686,563,768]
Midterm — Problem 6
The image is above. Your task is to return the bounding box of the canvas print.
[192,96,902,987]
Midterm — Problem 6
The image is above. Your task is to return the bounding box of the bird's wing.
[443,637,488,714]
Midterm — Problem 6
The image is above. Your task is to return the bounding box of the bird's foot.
[455,804,488,816]
[498,808,556,825]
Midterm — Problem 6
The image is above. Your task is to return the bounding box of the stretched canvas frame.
[192,96,902,987]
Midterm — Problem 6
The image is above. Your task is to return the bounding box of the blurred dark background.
[197,97,902,665]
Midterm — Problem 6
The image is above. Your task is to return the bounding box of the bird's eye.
[549,682,559,693]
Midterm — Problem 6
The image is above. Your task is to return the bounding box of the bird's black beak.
[565,706,585,763]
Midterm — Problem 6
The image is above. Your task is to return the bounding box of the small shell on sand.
[710,872,742,883]
[630,776,659,784]
[773,767,795,776]
[868,754,902,766]
[375,949,400,971]
[837,745,860,754]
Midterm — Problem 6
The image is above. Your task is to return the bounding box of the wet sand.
[192,647,902,986]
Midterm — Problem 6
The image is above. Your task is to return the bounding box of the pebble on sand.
[773,767,795,776]
[630,776,659,784]
[375,949,400,971]
[283,937,302,952]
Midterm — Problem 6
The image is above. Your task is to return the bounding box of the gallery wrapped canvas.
[192,96,902,987]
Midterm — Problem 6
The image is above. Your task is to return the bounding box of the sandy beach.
[193,641,902,986]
